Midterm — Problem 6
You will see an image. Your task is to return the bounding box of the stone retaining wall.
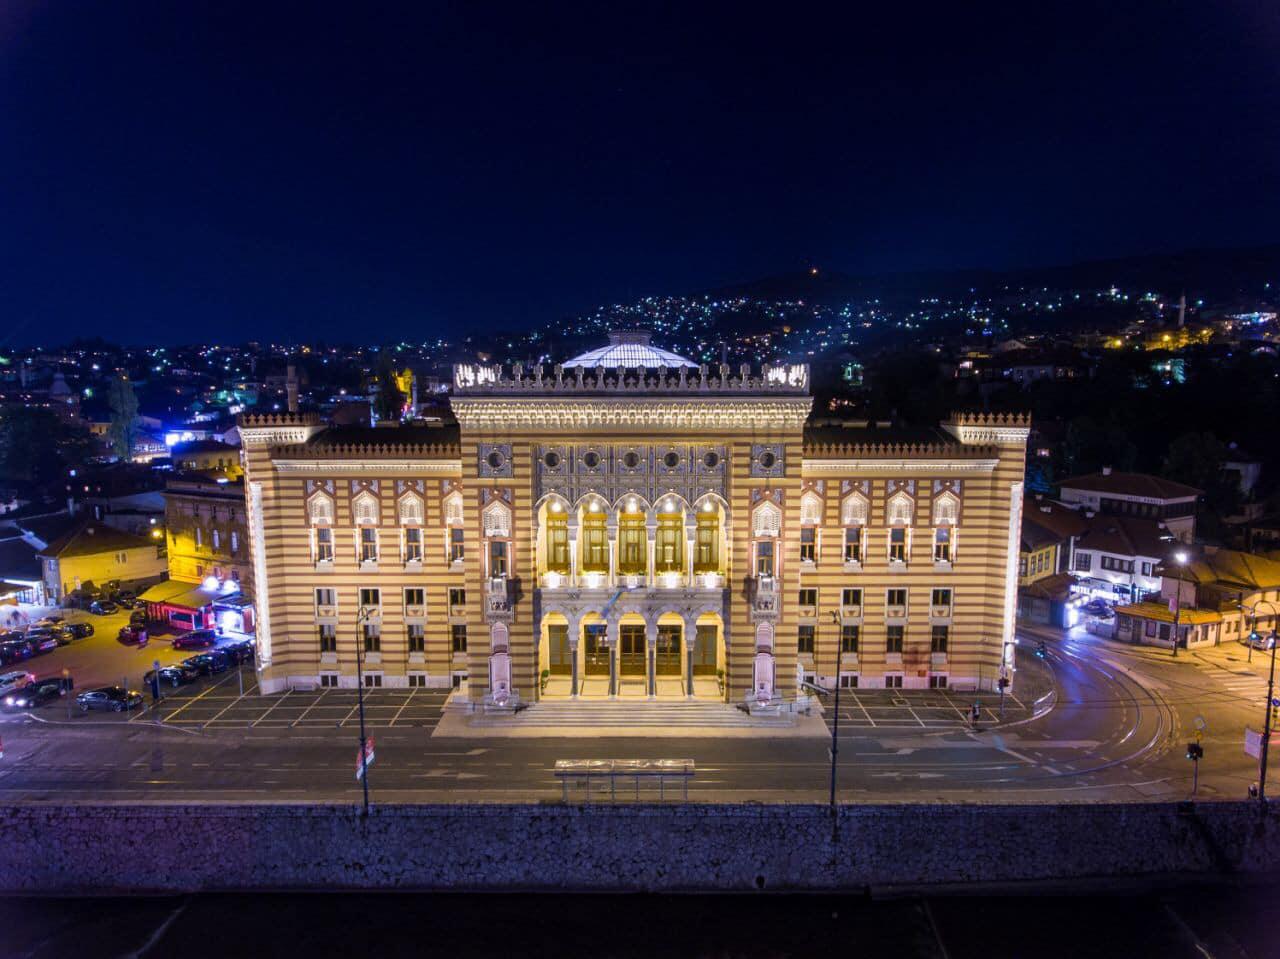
[4,801,1277,892]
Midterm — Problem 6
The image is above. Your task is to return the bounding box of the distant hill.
[702,244,1280,306]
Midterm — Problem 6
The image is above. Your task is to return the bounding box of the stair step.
[471,700,789,728]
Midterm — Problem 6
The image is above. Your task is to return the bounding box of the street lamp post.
[1170,550,1188,658]
[355,605,374,816]
[829,610,843,816]
[1254,601,1279,806]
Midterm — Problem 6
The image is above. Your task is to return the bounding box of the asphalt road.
[0,623,1274,804]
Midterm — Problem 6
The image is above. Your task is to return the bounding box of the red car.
[171,629,217,651]
[117,625,148,646]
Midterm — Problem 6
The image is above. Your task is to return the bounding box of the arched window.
[886,491,914,527]
[753,501,782,538]
[482,500,512,539]
[755,622,775,651]
[307,493,334,526]
[799,491,824,526]
[398,493,424,526]
[932,492,960,527]
[352,491,379,526]
[443,492,464,526]
[840,492,869,527]
[490,622,509,652]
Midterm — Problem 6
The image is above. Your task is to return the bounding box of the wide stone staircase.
[469,699,793,729]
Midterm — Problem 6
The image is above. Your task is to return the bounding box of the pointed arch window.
[932,492,960,527]
[398,493,425,527]
[753,501,782,538]
[886,491,914,527]
[841,492,868,565]
[352,491,380,526]
[482,500,512,539]
[799,491,824,526]
[307,493,334,527]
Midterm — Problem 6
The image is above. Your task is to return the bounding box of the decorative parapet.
[238,412,323,428]
[803,441,999,459]
[453,361,809,396]
[271,441,462,460]
[942,411,1032,446]
[238,411,324,448]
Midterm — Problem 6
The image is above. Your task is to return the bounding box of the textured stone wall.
[4,802,1276,893]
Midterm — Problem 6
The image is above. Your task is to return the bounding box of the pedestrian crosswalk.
[1203,667,1274,709]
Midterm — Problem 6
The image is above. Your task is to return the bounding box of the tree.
[106,374,138,460]
[0,407,93,487]
[373,351,406,422]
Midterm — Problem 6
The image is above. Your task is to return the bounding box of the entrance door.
[656,624,682,674]
[619,624,645,676]
[547,624,569,675]
[584,625,609,675]
[694,624,717,675]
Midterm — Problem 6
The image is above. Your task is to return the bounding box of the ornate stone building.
[239,333,1029,707]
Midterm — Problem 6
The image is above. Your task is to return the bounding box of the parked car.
[144,663,200,688]
[117,625,148,646]
[89,600,118,616]
[1246,631,1277,651]
[0,639,36,663]
[172,629,217,651]
[76,686,143,713]
[3,676,66,710]
[115,596,139,610]
[28,633,59,655]
[50,625,76,646]
[0,670,36,697]
[66,622,95,639]
[129,610,147,628]
[183,650,230,676]
[1082,599,1115,618]
[219,639,255,665]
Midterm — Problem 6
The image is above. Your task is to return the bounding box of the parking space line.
[289,689,329,727]
[160,672,240,722]
[388,688,418,727]
[249,689,294,727]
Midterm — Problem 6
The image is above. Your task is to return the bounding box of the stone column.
[685,616,698,698]
[646,620,657,699]
[646,521,657,587]
[607,517,617,587]
[685,519,697,588]
[568,618,580,699]
[607,619,618,698]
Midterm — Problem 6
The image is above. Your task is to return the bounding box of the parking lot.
[824,687,1037,730]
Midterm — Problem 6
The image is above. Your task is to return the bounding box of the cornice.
[802,459,1000,474]
[451,396,813,432]
[273,460,462,474]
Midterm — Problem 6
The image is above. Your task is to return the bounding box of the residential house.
[1069,513,1174,605]
[1017,500,1088,628]
[36,521,167,603]
[1059,469,1200,543]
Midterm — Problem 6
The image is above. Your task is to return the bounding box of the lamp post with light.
[1252,600,1279,805]
[828,610,843,815]
[1170,549,1188,658]
[354,604,375,815]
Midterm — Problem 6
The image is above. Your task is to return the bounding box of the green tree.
[372,351,406,422]
[0,407,94,486]
[106,374,139,460]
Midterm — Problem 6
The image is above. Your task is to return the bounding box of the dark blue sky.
[2,1,1278,345]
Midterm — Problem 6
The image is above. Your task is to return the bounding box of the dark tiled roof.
[13,512,81,547]
[1165,549,1280,591]
[38,521,155,559]
[1020,572,1075,601]
[0,537,40,581]
[1059,471,1201,500]
[1023,500,1090,540]
[171,439,238,455]
[1020,520,1060,552]
[1076,514,1172,558]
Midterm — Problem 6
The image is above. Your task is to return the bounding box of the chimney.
[1101,466,1112,476]
[286,363,299,413]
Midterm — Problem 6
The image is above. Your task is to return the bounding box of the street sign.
[1194,716,1206,731]
[1245,727,1280,759]
[355,738,375,780]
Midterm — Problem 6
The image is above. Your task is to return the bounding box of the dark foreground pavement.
[2,884,1274,959]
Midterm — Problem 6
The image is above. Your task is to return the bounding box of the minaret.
[286,363,299,413]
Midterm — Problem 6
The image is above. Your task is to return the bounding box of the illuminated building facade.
[240,333,1029,706]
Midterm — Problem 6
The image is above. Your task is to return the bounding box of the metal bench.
[553,758,695,802]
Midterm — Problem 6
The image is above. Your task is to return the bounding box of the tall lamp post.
[354,605,374,816]
[829,610,843,815]
[1170,550,1189,658]
[1254,600,1279,805]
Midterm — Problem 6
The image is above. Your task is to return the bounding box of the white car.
[0,670,36,696]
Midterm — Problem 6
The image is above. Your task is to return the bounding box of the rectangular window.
[618,513,646,574]
[798,588,817,609]
[1074,552,1092,572]
[320,674,339,688]
[797,625,815,654]
[448,587,466,613]
[315,527,334,563]
[931,625,949,653]
[885,674,903,689]
[404,587,424,610]
[842,587,862,608]
[364,674,382,688]
[582,512,608,572]
[929,675,948,689]
[694,513,720,573]
[886,588,907,609]
[655,513,683,573]
[315,588,336,609]
[408,674,428,688]
[358,587,381,611]
[931,588,952,608]
[404,527,422,563]
[230,531,239,555]
[841,624,859,653]
[1019,557,1028,576]
[451,624,468,652]
[450,527,465,564]
[889,527,907,563]
[1141,561,1154,576]
[1145,619,1158,637]
[318,624,336,652]
[844,527,862,563]
[800,527,816,563]
[756,540,775,577]
[407,623,425,652]
[360,527,378,564]
[886,625,905,653]
[362,623,381,652]
[933,526,951,562]
[489,539,508,577]
[546,513,570,574]
[839,674,858,689]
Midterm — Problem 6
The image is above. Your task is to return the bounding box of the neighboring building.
[169,439,243,478]
[1017,500,1087,628]
[1058,469,1200,543]
[36,521,167,603]
[163,474,252,588]
[1069,513,1173,605]
[239,331,1030,705]
[0,534,45,605]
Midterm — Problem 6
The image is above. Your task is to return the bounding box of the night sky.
[2,1,1278,345]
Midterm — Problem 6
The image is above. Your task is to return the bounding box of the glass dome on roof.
[564,331,698,368]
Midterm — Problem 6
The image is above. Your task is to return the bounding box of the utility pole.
[829,611,842,816]
[355,605,373,815]
[1169,550,1188,658]
[1255,599,1279,806]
